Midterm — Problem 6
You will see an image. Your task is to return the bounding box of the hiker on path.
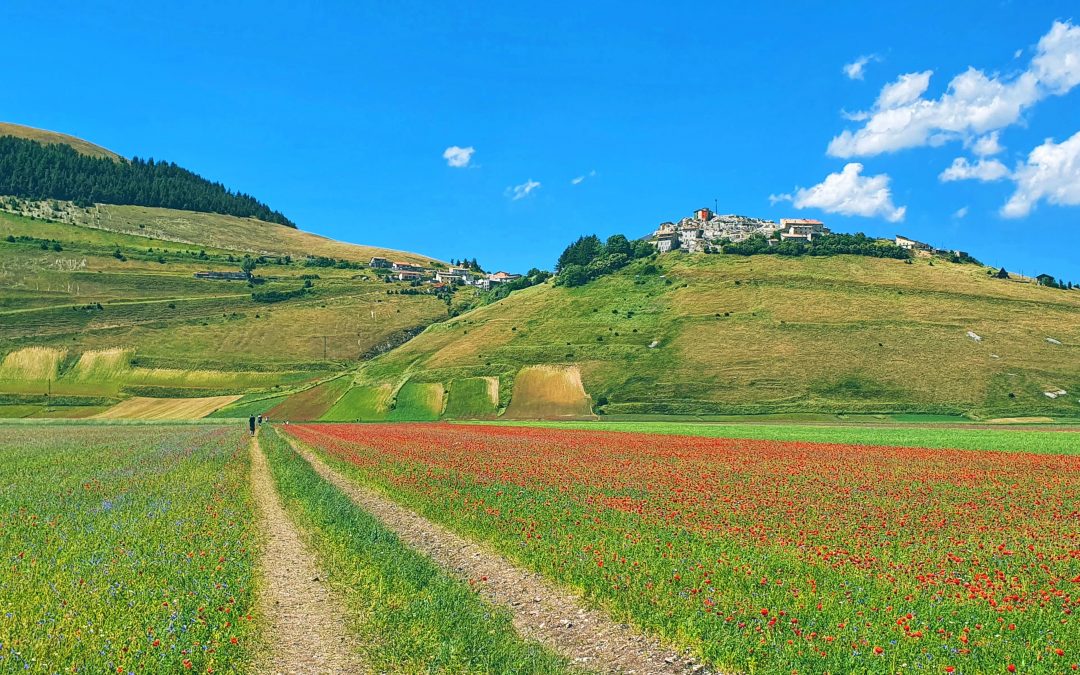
[248,416,256,436]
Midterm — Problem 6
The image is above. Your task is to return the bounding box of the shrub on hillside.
[251,287,308,303]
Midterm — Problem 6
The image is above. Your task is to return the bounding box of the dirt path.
[250,436,365,674]
[284,435,705,675]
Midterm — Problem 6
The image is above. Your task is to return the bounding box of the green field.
[443,377,499,419]
[0,424,260,671]
[388,380,445,421]
[322,383,392,421]
[500,419,1080,454]
[3,415,1075,672]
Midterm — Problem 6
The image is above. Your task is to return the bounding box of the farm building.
[369,256,391,268]
[396,270,425,281]
[392,261,426,273]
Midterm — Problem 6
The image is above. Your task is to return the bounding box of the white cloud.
[786,163,906,222]
[954,206,969,219]
[843,54,879,80]
[939,157,1011,182]
[828,20,1080,158]
[875,70,932,108]
[508,179,541,200]
[840,108,871,122]
[768,192,792,205]
[570,170,597,185]
[442,145,475,168]
[1030,19,1080,93]
[970,131,1004,156]
[1002,130,1080,218]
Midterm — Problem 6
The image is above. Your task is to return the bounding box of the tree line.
[555,234,655,287]
[722,232,911,259]
[0,136,295,227]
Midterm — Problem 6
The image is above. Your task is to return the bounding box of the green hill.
[0,209,464,406]
[0,125,465,418]
[347,253,1080,419]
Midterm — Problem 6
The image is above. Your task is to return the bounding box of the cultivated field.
[0,421,574,673]
[0,424,259,671]
[284,422,1080,674]
[93,394,242,419]
[3,419,1077,672]
[504,365,595,419]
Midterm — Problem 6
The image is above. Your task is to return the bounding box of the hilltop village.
[647,207,965,259]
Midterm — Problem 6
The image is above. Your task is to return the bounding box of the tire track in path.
[250,435,366,674]
[284,433,706,675]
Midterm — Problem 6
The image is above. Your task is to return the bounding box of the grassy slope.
[0,210,461,406]
[359,253,1080,418]
[0,122,121,159]
[2,198,436,265]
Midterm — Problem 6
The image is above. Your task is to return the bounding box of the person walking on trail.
[248,415,256,436]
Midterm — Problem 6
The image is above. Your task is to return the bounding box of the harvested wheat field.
[503,365,594,419]
[94,395,241,419]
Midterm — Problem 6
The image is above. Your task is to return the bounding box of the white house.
[895,234,931,251]
[779,218,828,242]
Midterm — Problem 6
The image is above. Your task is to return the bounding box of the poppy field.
[0,424,259,673]
[284,422,1080,674]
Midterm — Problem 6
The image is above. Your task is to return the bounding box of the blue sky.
[4,1,1079,279]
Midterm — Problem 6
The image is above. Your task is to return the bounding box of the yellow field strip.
[93,395,242,420]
